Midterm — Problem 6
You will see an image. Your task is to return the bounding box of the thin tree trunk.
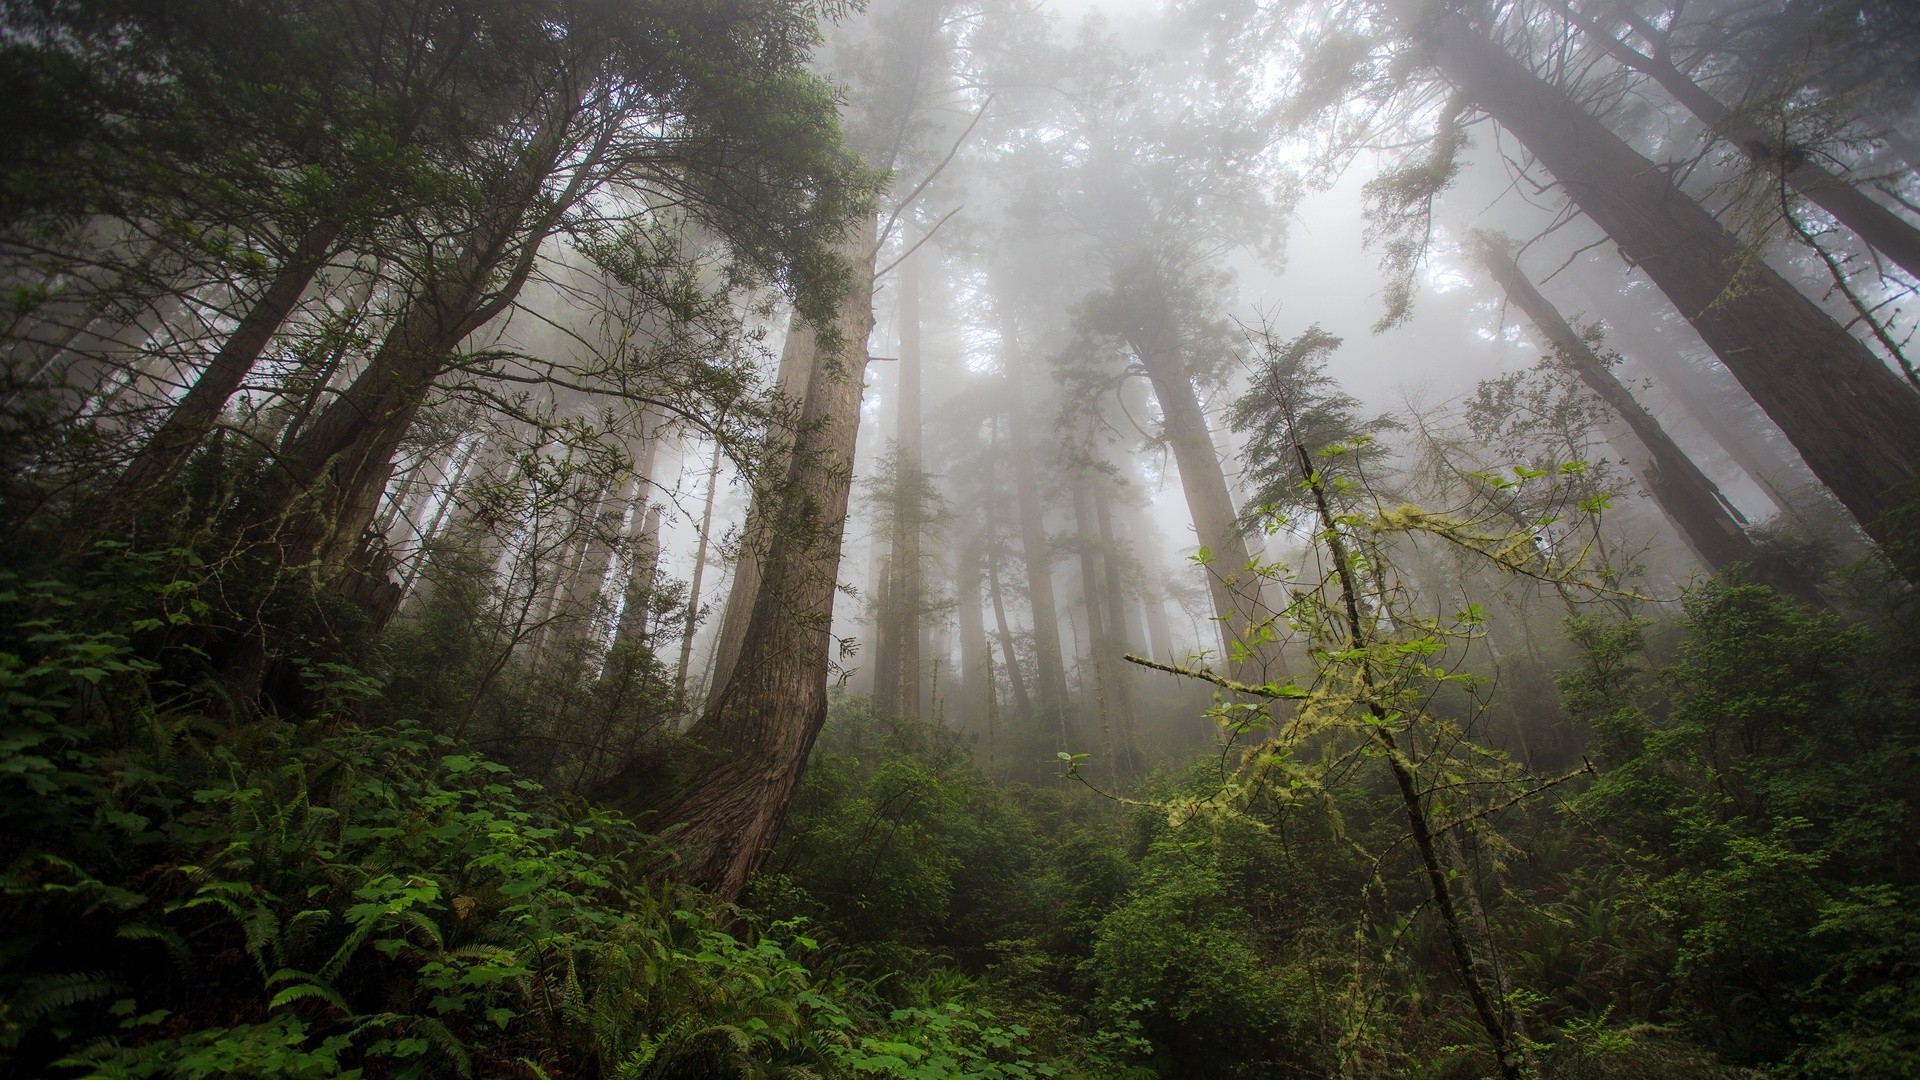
[1429,13,1920,544]
[676,441,724,697]
[883,246,923,719]
[1094,485,1141,768]
[651,223,880,900]
[1294,436,1526,1080]
[612,423,667,650]
[955,535,990,733]
[1122,501,1178,662]
[986,547,1035,725]
[1074,486,1129,788]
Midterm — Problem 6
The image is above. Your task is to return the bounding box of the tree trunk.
[1001,328,1071,711]
[611,423,668,650]
[1429,13,1920,543]
[707,313,819,695]
[1568,273,1814,515]
[1126,326,1278,682]
[1093,485,1141,766]
[653,223,879,900]
[1121,500,1178,662]
[986,551,1035,725]
[97,220,343,526]
[881,246,924,719]
[1074,486,1133,786]
[955,534,991,733]
[259,116,599,578]
[1474,235,1822,607]
[1547,0,1920,280]
[676,441,724,697]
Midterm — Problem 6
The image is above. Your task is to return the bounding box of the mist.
[4,0,1918,1074]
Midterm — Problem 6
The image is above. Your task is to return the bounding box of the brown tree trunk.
[1121,501,1178,662]
[96,221,343,528]
[880,247,924,719]
[1569,274,1813,514]
[610,423,668,651]
[676,441,724,696]
[1126,325,1278,682]
[260,117,600,577]
[1093,485,1141,766]
[1547,0,1920,280]
[1001,329,1071,710]
[1429,13,1920,543]
[1074,486,1134,785]
[955,535,991,733]
[708,313,818,695]
[1474,237,1809,592]
[652,223,879,900]
[986,550,1035,725]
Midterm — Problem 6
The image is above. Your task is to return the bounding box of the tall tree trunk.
[1546,0,1920,280]
[1428,12,1920,543]
[96,220,343,527]
[881,247,924,719]
[1121,500,1178,662]
[1001,328,1071,710]
[1569,274,1813,515]
[652,223,879,900]
[955,534,991,734]
[676,441,724,697]
[872,552,898,713]
[1124,321,1278,682]
[1474,234,1820,606]
[1093,485,1141,767]
[259,117,599,577]
[986,550,1035,725]
[1074,486,1133,786]
[707,313,819,695]
[611,423,667,650]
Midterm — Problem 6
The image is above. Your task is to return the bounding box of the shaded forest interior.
[7,0,1920,1076]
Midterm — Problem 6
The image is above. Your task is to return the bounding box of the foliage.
[1565,578,1920,1074]
[0,560,1067,1079]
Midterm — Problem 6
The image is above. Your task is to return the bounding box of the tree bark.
[955,534,991,733]
[1074,486,1135,784]
[653,223,879,900]
[259,115,599,576]
[1428,13,1920,543]
[676,441,724,697]
[1001,327,1071,711]
[1093,485,1142,765]
[707,312,818,695]
[1478,236,1826,604]
[879,246,924,719]
[1547,0,1920,280]
[95,220,343,527]
[1125,327,1278,682]
[1568,273,1814,515]
[986,549,1035,725]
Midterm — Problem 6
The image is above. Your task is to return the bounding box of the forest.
[2,0,1918,1075]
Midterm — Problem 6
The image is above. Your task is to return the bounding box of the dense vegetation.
[4,0,1920,1076]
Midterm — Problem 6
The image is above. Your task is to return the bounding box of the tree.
[1469,232,1824,604]
[1416,6,1920,548]
[651,222,881,898]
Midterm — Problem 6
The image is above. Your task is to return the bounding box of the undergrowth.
[0,560,1130,1078]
